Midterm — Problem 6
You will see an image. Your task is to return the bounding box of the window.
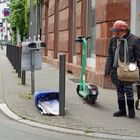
[2,18,5,23]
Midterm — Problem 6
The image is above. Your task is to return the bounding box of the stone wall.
[94,0,130,88]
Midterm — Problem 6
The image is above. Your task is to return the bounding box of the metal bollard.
[59,54,66,116]
[22,71,26,85]
[30,50,35,95]
[18,47,22,78]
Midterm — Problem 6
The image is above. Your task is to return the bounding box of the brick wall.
[41,0,131,89]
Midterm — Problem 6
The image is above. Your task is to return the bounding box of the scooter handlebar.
[75,36,91,42]
[86,36,92,40]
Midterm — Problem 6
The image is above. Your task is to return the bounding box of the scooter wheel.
[135,100,139,110]
[76,85,82,97]
[86,95,96,104]
[89,84,99,96]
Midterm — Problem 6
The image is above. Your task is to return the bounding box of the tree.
[10,0,30,43]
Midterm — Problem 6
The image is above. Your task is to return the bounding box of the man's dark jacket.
[105,31,140,76]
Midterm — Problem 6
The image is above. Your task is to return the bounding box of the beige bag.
[117,39,139,82]
[117,58,139,82]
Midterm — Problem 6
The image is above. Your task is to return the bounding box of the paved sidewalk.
[0,48,140,139]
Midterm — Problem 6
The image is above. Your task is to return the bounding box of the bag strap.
[124,39,129,64]
[113,40,121,67]
[118,38,129,65]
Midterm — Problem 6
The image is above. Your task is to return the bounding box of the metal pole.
[18,47,22,78]
[5,17,8,41]
[35,3,37,39]
[31,50,35,95]
[22,71,26,85]
[59,54,65,116]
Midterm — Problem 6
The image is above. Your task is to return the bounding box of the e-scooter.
[75,36,99,104]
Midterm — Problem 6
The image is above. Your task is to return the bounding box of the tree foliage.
[24,0,30,33]
[10,0,30,42]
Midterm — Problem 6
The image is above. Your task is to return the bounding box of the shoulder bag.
[117,39,139,82]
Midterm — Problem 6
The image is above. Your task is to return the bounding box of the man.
[105,20,140,118]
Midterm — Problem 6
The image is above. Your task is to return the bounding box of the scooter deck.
[79,90,87,98]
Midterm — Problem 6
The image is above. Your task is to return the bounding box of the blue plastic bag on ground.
[34,90,59,115]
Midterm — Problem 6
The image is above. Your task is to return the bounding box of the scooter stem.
[80,38,87,90]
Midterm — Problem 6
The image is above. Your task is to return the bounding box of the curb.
[0,103,140,140]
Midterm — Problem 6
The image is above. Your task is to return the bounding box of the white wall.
[131,0,140,37]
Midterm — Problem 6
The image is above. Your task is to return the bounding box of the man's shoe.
[113,110,126,117]
[128,109,135,118]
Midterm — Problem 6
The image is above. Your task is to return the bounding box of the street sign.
[3,8,10,17]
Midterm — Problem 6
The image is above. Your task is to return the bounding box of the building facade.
[0,1,11,42]
[41,0,138,88]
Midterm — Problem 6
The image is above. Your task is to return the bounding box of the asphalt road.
[0,109,108,140]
